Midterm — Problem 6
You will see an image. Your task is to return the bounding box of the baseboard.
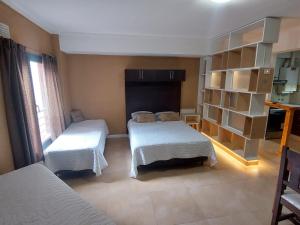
[107,134,128,138]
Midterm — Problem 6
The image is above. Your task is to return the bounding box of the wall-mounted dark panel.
[125,69,185,82]
[125,82,181,123]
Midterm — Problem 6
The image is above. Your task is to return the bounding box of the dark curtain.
[42,54,65,139]
[0,37,43,169]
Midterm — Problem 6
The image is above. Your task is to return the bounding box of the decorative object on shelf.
[199,17,281,165]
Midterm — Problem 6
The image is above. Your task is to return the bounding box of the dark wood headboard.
[125,69,185,123]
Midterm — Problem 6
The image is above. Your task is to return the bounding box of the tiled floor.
[64,137,297,225]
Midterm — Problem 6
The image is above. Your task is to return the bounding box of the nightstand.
[181,114,201,131]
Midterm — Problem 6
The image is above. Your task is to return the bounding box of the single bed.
[128,119,217,178]
[44,119,109,176]
[0,164,115,225]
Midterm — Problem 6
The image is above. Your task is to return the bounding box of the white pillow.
[155,111,177,116]
[70,110,85,122]
[131,111,153,121]
[135,114,156,123]
[157,112,180,121]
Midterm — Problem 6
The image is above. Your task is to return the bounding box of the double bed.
[125,70,217,178]
[0,164,115,225]
[44,119,109,176]
[128,119,217,178]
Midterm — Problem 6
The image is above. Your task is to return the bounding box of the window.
[29,55,51,145]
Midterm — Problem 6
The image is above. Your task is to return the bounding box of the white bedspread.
[44,120,109,176]
[128,120,217,178]
[0,164,115,225]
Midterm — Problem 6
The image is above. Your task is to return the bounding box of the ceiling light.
[211,0,231,3]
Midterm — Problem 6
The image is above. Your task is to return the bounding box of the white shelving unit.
[199,17,281,164]
[197,57,212,118]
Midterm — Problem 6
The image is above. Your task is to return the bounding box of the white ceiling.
[3,0,300,56]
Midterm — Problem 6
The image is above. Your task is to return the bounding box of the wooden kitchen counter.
[265,101,300,152]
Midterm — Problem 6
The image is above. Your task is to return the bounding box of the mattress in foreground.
[128,120,217,178]
[0,164,115,225]
[44,120,109,176]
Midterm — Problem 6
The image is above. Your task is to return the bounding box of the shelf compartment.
[210,71,226,89]
[202,119,219,138]
[204,89,211,104]
[211,53,223,71]
[229,18,280,49]
[227,48,242,69]
[229,20,264,49]
[227,111,246,134]
[221,52,228,70]
[206,105,223,125]
[204,89,222,106]
[226,44,272,69]
[240,46,256,68]
[243,116,268,139]
[219,127,245,157]
[247,68,274,92]
[223,91,250,112]
[223,111,267,139]
[211,52,228,71]
[250,68,274,92]
[226,68,274,93]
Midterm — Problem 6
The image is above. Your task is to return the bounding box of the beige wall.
[0,3,69,174]
[67,55,200,133]
[0,3,53,55]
